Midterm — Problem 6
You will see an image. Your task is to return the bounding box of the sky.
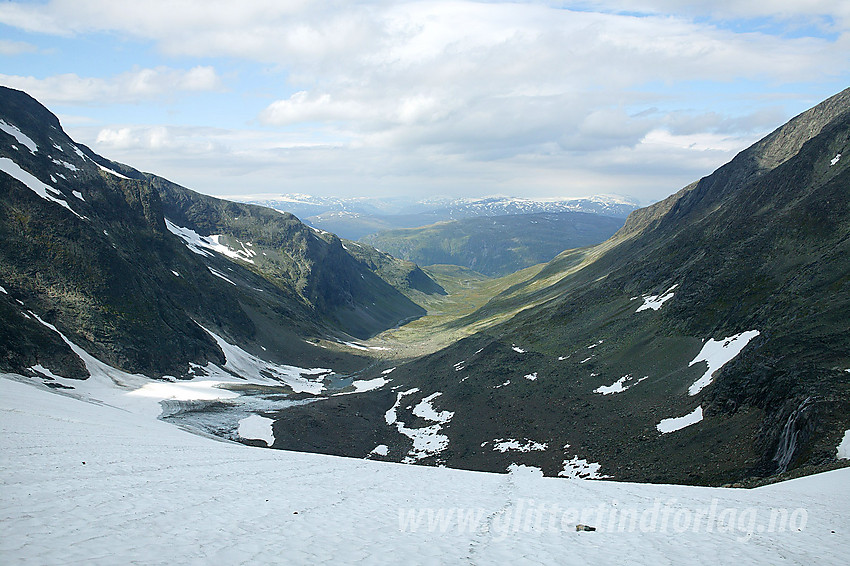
[1,1,848,205]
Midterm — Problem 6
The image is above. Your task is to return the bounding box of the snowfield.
[688,331,760,396]
[0,118,38,153]
[164,218,257,264]
[635,284,678,312]
[657,406,705,434]
[2,376,848,565]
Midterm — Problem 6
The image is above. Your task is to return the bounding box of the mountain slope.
[361,211,625,276]
[0,86,439,382]
[276,88,850,485]
[149,175,434,339]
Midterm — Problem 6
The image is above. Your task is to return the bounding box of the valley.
[1,85,849,490]
[3,3,850,564]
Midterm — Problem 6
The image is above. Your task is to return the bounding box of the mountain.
[361,211,626,277]
[0,86,441,383]
[2,85,848,489]
[236,194,640,240]
[428,194,640,219]
[271,88,850,485]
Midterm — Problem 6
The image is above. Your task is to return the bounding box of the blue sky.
[1,1,848,204]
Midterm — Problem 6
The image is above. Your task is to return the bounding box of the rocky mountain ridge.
[0,86,440,381]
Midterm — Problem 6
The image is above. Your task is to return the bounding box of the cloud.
[252,4,845,146]
[0,66,224,105]
[94,125,231,154]
[576,0,850,29]
[77,117,744,204]
[0,39,38,55]
[5,1,846,202]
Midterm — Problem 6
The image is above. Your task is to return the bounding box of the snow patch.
[0,119,38,153]
[385,388,419,425]
[386,389,453,462]
[687,330,760,395]
[337,340,389,351]
[351,377,390,393]
[657,406,704,434]
[830,153,841,166]
[412,392,454,423]
[238,414,275,447]
[837,430,850,460]
[486,439,548,453]
[97,163,131,179]
[52,158,79,172]
[636,284,678,312]
[199,325,330,394]
[381,367,396,375]
[29,364,65,380]
[164,218,256,264]
[524,372,538,381]
[511,345,526,353]
[71,190,84,201]
[129,381,240,402]
[594,374,649,395]
[0,157,83,219]
[207,266,236,285]
[559,456,608,479]
[370,444,389,456]
[494,380,511,389]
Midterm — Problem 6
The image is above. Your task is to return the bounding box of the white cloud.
[94,125,231,154]
[0,39,38,55]
[577,0,850,28]
[249,4,845,152]
[0,66,223,105]
[3,1,846,201]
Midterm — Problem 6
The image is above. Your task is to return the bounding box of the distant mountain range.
[362,211,626,276]
[234,193,640,240]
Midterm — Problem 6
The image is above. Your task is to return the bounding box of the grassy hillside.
[361,211,625,276]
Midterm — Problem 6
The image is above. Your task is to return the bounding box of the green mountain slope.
[361,211,625,276]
